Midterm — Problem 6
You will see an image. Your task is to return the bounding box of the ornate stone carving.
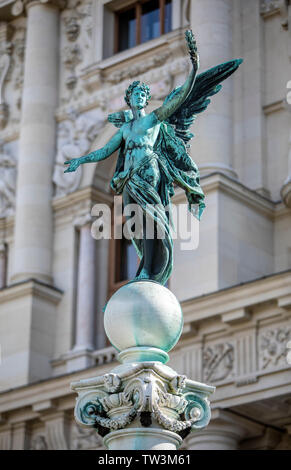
[0,141,17,218]
[107,52,171,85]
[260,0,288,13]
[0,23,14,130]
[103,373,122,393]
[62,44,82,90]
[169,375,187,394]
[0,23,26,129]
[53,109,104,197]
[203,342,234,382]
[71,423,102,450]
[60,0,93,105]
[260,1,289,28]
[64,15,80,42]
[260,327,291,369]
[72,362,214,445]
[11,27,26,124]
[29,434,48,450]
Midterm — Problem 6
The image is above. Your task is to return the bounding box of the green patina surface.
[65,30,243,286]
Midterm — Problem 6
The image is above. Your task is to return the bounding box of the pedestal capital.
[71,362,215,450]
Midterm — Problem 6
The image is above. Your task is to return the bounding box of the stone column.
[186,409,264,450]
[281,130,291,208]
[0,425,12,450]
[95,237,109,349]
[11,422,30,450]
[12,0,63,283]
[0,243,7,289]
[42,411,70,450]
[67,214,96,371]
[190,0,237,179]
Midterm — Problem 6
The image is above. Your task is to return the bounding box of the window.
[108,211,139,298]
[115,0,172,53]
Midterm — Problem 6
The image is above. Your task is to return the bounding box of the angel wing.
[165,58,243,146]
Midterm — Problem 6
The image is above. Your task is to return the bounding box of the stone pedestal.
[71,281,215,450]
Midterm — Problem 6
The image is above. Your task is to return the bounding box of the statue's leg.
[138,159,163,279]
[141,216,165,278]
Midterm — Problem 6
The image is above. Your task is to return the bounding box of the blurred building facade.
[0,0,291,450]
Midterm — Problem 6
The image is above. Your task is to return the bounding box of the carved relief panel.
[0,140,17,218]
[53,108,104,197]
[259,325,291,370]
[202,342,235,383]
[0,19,26,133]
[60,0,93,106]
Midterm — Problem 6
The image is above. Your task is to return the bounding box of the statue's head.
[124,81,151,110]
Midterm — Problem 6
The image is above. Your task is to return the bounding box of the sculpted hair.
[124,81,151,107]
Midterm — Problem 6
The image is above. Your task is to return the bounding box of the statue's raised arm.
[153,30,199,123]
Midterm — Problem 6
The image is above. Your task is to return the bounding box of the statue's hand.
[185,29,199,68]
[64,157,82,173]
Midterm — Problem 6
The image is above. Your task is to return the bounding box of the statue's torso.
[122,118,161,170]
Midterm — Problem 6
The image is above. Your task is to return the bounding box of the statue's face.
[130,87,147,110]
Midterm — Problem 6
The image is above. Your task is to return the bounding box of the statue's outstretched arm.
[153,30,199,123]
[64,129,123,173]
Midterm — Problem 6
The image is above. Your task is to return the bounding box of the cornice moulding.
[173,173,276,219]
[182,270,291,324]
[52,186,113,213]
[0,278,63,304]
[0,362,115,414]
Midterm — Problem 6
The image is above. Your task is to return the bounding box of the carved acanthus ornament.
[0,23,14,130]
[0,141,17,218]
[72,363,213,443]
[53,108,104,197]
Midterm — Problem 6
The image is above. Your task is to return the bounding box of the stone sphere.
[104,280,183,353]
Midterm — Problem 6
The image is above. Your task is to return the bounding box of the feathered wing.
[165,59,243,145]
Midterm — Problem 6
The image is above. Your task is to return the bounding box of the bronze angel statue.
[65,30,242,286]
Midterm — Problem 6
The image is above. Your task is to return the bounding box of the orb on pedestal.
[104,280,183,363]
